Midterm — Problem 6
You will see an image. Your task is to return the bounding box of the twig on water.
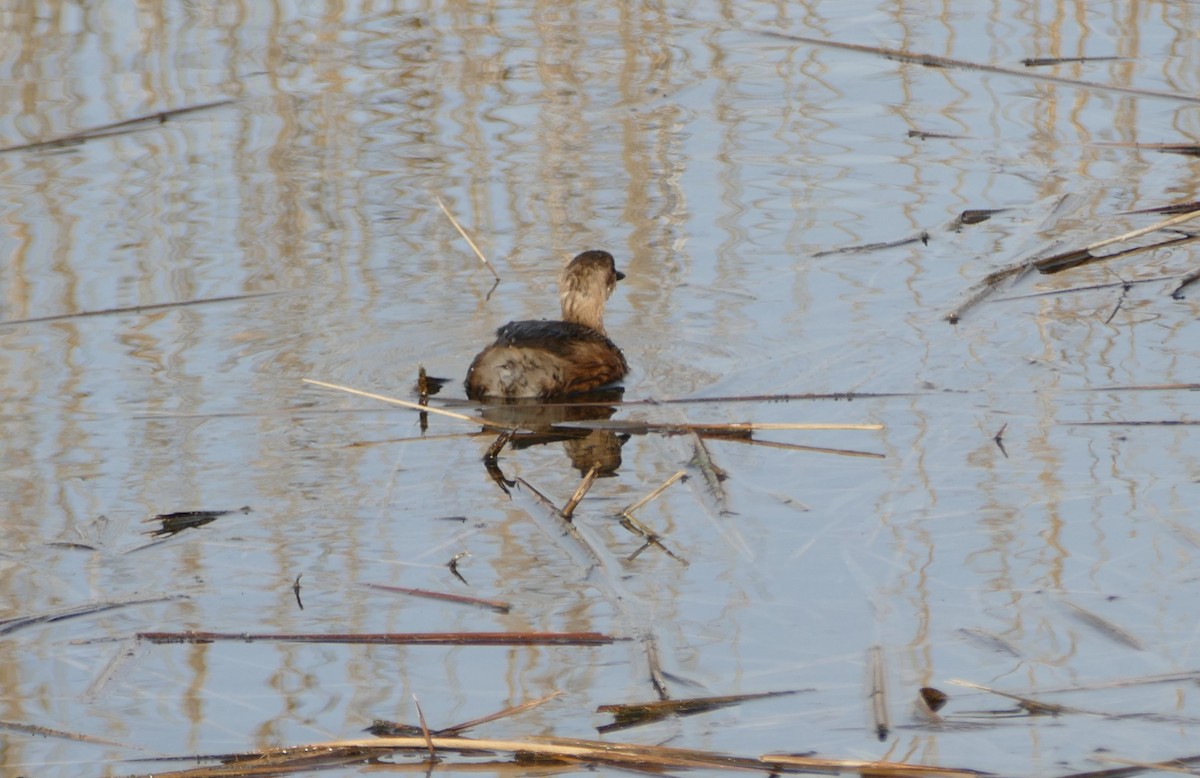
[448,552,470,586]
[436,196,500,280]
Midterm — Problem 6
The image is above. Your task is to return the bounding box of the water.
[1,1,1199,775]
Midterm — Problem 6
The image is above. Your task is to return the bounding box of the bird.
[465,250,628,400]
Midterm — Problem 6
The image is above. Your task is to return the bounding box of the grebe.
[465,250,628,399]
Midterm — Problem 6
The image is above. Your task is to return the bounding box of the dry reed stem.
[436,196,500,279]
[302,378,511,430]
[552,419,883,433]
[136,630,619,646]
[412,695,437,762]
[753,29,1200,105]
[133,734,991,777]
[560,465,600,520]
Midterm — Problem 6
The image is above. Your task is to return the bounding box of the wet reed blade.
[596,690,805,733]
[0,290,285,328]
[360,583,511,614]
[1096,141,1200,157]
[436,692,563,737]
[1066,419,1200,426]
[436,195,500,280]
[868,645,890,741]
[1084,754,1200,777]
[949,680,1077,716]
[812,230,930,257]
[136,630,620,646]
[945,263,1035,323]
[0,594,186,637]
[1023,55,1124,67]
[535,390,913,409]
[1061,601,1146,651]
[752,29,1200,105]
[957,627,1022,658]
[712,434,885,459]
[552,419,883,433]
[560,464,600,520]
[760,753,991,777]
[1034,208,1200,274]
[0,98,235,153]
[82,638,150,703]
[0,718,144,750]
[514,477,607,569]
[302,379,511,430]
[992,274,1177,303]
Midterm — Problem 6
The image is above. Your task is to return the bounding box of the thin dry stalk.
[0,98,235,153]
[754,29,1200,105]
[948,679,1078,715]
[436,196,500,279]
[813,230,930,257]
[622,470,687,518]
[302,378,511,431]
[0,291,284,328]
[560,465,600,520]
[412,695,437,762]
[868,645,890,741]
[361,583,511,614]
[437,692,563,736]
[553,419,883,433]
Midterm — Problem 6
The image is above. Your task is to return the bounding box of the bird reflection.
[477,388,629,489]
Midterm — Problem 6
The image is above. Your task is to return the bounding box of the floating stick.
[436,196,500,279]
